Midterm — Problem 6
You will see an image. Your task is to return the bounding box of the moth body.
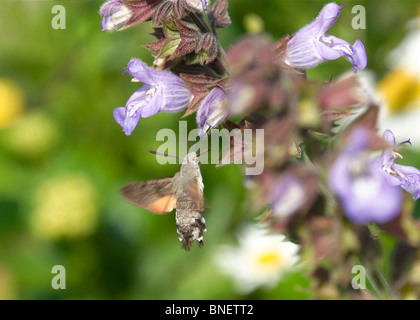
[173,152,206,250]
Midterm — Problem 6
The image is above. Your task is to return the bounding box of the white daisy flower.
[215,225,300,294]
[377,10,420,148]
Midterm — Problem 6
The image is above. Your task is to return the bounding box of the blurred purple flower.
[114,59,192,135]
[100,0,132,31]
[196,88,228,136]
[185,0,210,11]
[378,130,420,200]
[329,128,402,225]
[285,3,367,72]
[270,175,306,218]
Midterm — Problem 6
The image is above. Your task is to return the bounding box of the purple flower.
[270,175,306,218]
[196,88,228,136]
[185,0,210,11]
[285,3,367,72]
[329,128,402,225]
[378,130,420,200]
[114,59,192,135]
[100,0,132,31]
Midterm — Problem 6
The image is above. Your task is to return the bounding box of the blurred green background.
[0,0,419,299]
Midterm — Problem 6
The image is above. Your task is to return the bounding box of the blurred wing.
[120,177,176,214]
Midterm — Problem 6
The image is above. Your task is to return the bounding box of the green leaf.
[158,22,182,59]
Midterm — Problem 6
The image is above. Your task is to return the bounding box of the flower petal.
[340,172,402,225]
[113,107,126,128]
[314,3,345,34]
[185,0,209,11]
[383,129,397,147]
[378,129,397,172]
[215,225,300,295]
[314,35,367,72]
[285,3,366,72]
[126,59,192,112]
[350,40,368,72]
[392,164,420,200]
[333,161,402,225]
[289,3,343,47]
[126,84,163,118]
[329,128,403,224]
[196,88,227,136]
[113,106,141,136]
[126,59,163,85]
[161,82,193,113]
[284,40,321,69]
[114,59,192,136]
[270,175,306,218]
[378,129,420,199]
[285,3,344,69]
[100,0,132,31]
[122,109,141,136]
[114,85,158,135]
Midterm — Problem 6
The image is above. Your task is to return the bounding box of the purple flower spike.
[285,3,367,72]
[378,130,420,200]
[329,128,403,225]
[196,88,228,136]
[114,59,192,135]
[100,0,132,31]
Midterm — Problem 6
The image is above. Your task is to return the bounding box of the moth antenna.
[148,150,181,159]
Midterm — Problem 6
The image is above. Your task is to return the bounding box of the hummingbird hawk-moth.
[120,152,206,250]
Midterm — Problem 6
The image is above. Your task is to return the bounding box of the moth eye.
[193,157,199,164]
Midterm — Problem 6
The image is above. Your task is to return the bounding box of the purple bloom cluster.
[100,0,420,298]
[101,1,420,227]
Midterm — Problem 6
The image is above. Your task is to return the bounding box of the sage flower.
[114,59,192,135]
[329,128,402,224]
[100,0,132,31]
[378,130,420,200]
[185,0,210,11]
[284,3,367,72]
[270,175,306,219]
[196,88,228,136]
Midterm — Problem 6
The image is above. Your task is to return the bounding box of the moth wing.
[120,177,176,214]
[147,194,177,214]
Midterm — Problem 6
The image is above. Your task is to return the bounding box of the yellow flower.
[1,112,59,159]
[378,68,420,112]
[243,13,264,34]
[31,173,99,239]
[0,79,24,128]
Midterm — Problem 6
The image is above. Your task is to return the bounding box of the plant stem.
[189,11,229,76]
